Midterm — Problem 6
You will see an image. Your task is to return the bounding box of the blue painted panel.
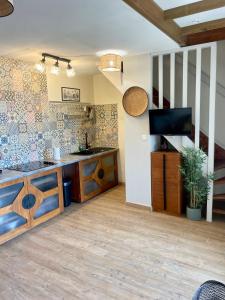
[83,161,98,177]
[0,212,26,235]
[34,195,59,219]
[0,183,24,208]
[31,173,58,192]
[22,194,36,210]
[84,180,99,195]
[104,170,115,184]
[102,155,114,167]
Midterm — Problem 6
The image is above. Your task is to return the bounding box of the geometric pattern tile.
[0,57,118,168]
[94,104,118,148]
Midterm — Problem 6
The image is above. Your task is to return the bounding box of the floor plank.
[0,185,225,300]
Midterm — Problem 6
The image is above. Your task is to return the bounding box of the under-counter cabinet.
[63,151,118,202]
[0,167,64,245]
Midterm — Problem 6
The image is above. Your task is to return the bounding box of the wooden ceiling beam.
[122,0,185,45]
[186,27,225,45]
[182,18,225,36]
[164,0,225,20]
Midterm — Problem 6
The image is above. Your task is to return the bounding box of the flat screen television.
[149,107,192,136]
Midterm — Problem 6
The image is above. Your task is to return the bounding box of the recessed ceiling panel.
[154,0,200,10]
[154,0,225,28]
[175,7,225,27]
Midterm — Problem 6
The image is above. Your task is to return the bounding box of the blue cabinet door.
[27,168,64,227]
[79,152,118,202]
[0,178,30,244]
[0,168,64,245]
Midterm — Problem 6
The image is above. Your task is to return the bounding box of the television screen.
[149,107,192,136]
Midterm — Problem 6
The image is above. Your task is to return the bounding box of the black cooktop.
[8,161,56,172]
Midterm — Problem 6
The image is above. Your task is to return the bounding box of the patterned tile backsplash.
[94,104,118,147]
[0,57,118,168]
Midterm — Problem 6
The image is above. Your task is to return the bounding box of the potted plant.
[180,147,214,221]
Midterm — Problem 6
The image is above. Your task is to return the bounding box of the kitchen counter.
[60,148,118,165]
[0,169,26,185]
[0,148,118,245]
[0,148,118,185]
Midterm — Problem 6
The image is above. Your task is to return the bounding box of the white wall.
[46,68,94,103]
[93,73,125,183]
[123,54,157,207]
[101,54,159,207]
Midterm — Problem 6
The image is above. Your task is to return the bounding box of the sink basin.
[71,147,115,156]
[71,149,94,155]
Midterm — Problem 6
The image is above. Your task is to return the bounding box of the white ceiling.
[155,0,225,28]
[0,0,177,74]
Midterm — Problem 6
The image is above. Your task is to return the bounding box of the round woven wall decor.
[122,86,149,117]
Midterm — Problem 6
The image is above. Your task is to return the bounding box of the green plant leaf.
[180,147,214,209]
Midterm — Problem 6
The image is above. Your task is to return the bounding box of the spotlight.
[66,63,76,77]
[35,53,75,76]
[51,60,60,75]
[35,56,46,73]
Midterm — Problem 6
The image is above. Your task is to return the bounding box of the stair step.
[214,168,225,181]
[213,209,225,215]
[215,160,225,171]
[213,194,225,201]
[214,177,225,185]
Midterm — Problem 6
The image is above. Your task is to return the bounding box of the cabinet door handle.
[163,154,167,210]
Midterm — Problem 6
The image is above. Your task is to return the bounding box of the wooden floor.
[0,185,225,300]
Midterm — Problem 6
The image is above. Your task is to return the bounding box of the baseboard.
[126,201,152,211]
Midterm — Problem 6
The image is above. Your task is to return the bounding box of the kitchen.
[2,1,225,299]
[0,53,123,244]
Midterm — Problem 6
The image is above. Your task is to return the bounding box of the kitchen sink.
[70,147,115,156]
